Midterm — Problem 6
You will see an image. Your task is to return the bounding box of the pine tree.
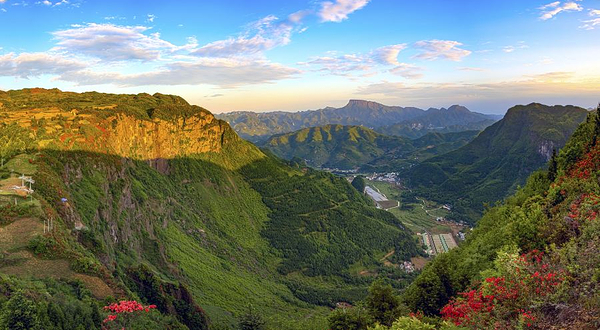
[238,305,266,330]
[365,280,404,326]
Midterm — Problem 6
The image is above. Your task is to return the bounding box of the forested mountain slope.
[261,124,478,171]
[405,103,589,223]
[400,108,600,329]
[0,89,420,329]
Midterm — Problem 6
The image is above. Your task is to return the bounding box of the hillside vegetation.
[262,125,478,171]
[325,107,600,330]
[0,89,420,329]
[406,103,589,223]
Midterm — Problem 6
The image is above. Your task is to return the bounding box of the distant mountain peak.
[345,99,384,109]
[447,105,470,112]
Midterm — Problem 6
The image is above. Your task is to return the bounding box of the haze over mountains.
[217,100,499,142]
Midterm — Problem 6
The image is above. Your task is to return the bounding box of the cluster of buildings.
[399,260,415,273]
[365,172,400,183]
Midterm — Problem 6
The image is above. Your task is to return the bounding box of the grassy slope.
[0,89,421,329]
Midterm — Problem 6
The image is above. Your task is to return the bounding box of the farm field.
[367,180,453,234]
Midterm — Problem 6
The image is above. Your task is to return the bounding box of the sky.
[0,0,599,114]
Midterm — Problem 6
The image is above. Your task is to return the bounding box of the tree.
[365,280,405,326]
[238,305,266,330]
[327,306,372,330]
[0,291,42,330]
[547,148,558,182]
[351,176,366,193]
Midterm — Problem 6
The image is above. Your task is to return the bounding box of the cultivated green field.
[366,180,451,234]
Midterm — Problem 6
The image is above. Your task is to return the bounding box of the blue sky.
[0,0,599,114]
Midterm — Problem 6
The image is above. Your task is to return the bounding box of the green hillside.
[406,103,589,223]
[325,107,600,330]
[0,89,420,329]
[262,125,479,171]
[398,108,600,329]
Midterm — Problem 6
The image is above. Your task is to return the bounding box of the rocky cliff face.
[0,89,263,168]
[101,113,231,159]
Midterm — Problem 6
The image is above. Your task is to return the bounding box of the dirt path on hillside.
[380,249,395,261]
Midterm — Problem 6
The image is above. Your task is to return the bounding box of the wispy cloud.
[390,63,424,79]
[503,41,528,53]
[413,40,471,61]
[52,23,195,61]
[318,0,370,22]
[301,53,373,76]
[371,44,407,65]
[0,52,87,78]
[539,1,582,20]
[458,67,486,72]
[580,9,600,29]
[192,14,304,58]
[58,58,301,88]
[300,44,420,78]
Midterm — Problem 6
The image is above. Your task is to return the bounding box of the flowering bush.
[441,250,564,329]
[568,193,599,223]
[102,300,157,330]
[568,144,600,180]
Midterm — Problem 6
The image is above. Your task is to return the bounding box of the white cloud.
[389,63,423,79]
[301,53,373,76]
[146,14,155,23]
[458,67,486,72]
[413,40,471,61]
[539,1,582,20]
[193,14,304,58]
[580,9,600,29]
[0,52,87,78]
[580,18,600,29]
[58,58,300,88]
[52,23,194,61]
[503,42,528,53]
[371,44,407,65]
[318,0,370,22]
[301,45,422,79]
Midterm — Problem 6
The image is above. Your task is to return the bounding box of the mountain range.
[217,100,500,142]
